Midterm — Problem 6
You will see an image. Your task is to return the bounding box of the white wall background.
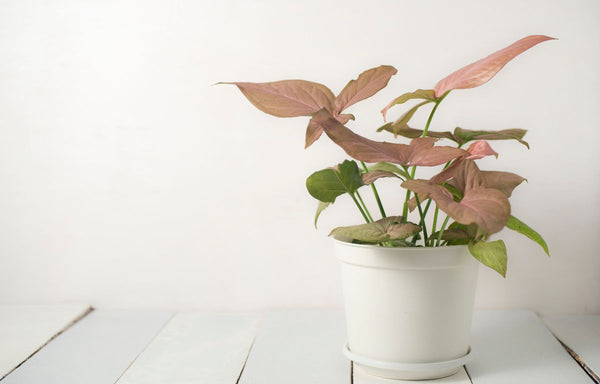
[0,0,598,314]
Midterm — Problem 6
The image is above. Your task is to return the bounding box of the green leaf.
[381,89,437,121]
[506,215,549,256]
[314,201,331,229]
[437,222,478,245]
[454,127,529,148]
[376,123,459,144]
[305,160,363,203]
[388,100,433,137]
[329,216,421,243]
[367,162,410,179]
[468,240,508,277]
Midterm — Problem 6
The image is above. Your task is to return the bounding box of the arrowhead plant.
[220,35,554,277]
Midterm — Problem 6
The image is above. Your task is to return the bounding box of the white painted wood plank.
[466,310,591,383]
[543,315,600,381]
[116,312,259,384]
[353,364,471,384]
[2,310,173,384]
[238,309,350,384]
[0,304,91,379]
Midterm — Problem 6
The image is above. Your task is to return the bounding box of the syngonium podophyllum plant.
[221,35,555,277]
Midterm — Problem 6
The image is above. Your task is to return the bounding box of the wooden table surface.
[0,305,598,383]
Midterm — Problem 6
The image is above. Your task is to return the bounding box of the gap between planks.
[0,305,93,381]
[555,335,599,383]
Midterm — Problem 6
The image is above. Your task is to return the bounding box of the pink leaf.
[305,113,356,148]
[222,80,335,117]
[403,178,510,235]
[334,66,397,112]
[362,170,398,185]
[466,140,498,160]
[432,159,525,197]
[434,35,556,97]
[311,110,467,166]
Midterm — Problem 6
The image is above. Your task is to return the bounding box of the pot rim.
[332,236,468,252]
[333,236,475,270]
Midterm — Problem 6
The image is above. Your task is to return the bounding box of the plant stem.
[355,190,374,223]
[436,215,451,246]
[349,192,370,223]
[360,161,386,218]
[430,206,439,246]
[414,195,428,245]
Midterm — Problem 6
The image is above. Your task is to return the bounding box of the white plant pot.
[334,238,479,381]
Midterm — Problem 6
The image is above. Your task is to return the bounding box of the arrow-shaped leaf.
[334,65,398,112]
[362,170,399,185]
[329,216,420,243]
[403,178,510,235]
[387,100,433,136]
[468,240,508,277]
[506,215,549,256]
[381,89,437,121]
[432,159,525,197]
[312,109,467,166]
[377,123,458,142]
[466,140,498,160]
[221,80,335,117]
[305,160,363,203]
[454,127,529,148]
[434,35,556,97]
[367,162,410,179]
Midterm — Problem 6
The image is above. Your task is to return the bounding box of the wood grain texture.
[238,309,350,384]
[117,312,259,384]
[543,315,600,382]
[466,310,592,384]
[353,364,471,384]
[2,310,172,384]
[0,304,91,379]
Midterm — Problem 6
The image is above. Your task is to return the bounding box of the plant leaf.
[334,65,398,112]
[367,162,410,179]
[336,113,355,124]
[305,160,363,203]
[377,123,458,142]
[314,201,331,229]
[329,216,420,243]
[403,178,510,235]
[454,127,529,148]
[381,89,437,121]
[221,80,335,117]
[312,109,467,166]
[388,100,433,136]
[432,159,525,197]
[305,113,356,148]
[434,35,556,97]
[468,240,508,277]
[506,215,549,256]
[305,118,324,148]
[362,170,399,185]
[479,171,526,197]
[466,140,498,160]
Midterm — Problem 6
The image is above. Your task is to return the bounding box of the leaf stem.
[430,206,439,246]
[360,161,386,218]
[436,215,451,246]
[402,94,448,231]
[349,192,370,223]
[414,195,428,245]
[355,190,374,223]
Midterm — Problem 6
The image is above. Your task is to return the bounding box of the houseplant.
[220,35,554,380]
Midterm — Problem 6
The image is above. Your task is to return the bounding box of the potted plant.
[220,35,554,380]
